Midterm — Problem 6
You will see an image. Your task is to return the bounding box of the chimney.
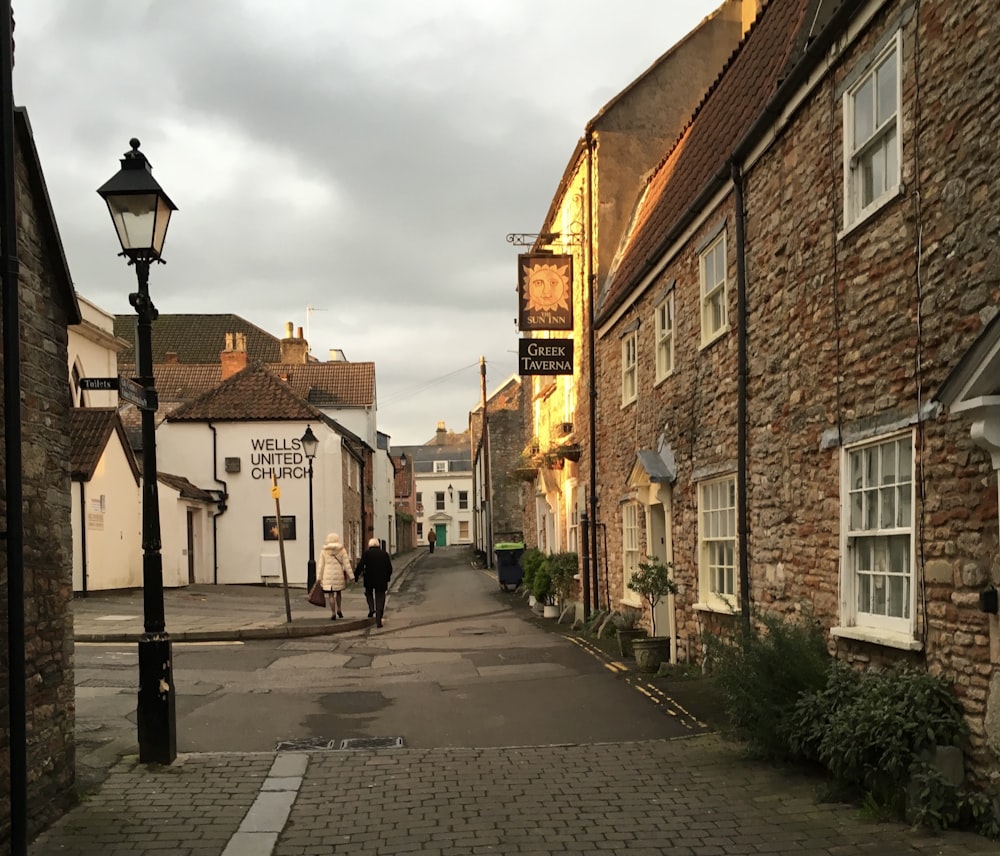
[220,331,248,380]
[279,320,309,364]
[164,351,179,364]
[435,421,447,445]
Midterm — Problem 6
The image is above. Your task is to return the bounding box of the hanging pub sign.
[519,338,573,375]
[517,253,573,331]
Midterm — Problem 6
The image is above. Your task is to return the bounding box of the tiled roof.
[598,0,817,322]
[113,314,282,364]
[157,472,217,502]
[70,408,140,482]
[265,362,375,408]
[167,365,325,422]
[117,361,375,409]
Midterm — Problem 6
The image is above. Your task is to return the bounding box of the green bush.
[791,664,969,817]
[547,552,578,602]
[520,548,544,592]
[532,565,552,604]
[703,611,830,759]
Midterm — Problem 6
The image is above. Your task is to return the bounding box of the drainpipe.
[79,482,88,596]
[209,422,228,585]
[586,131,600,612]
[731,161,751,628]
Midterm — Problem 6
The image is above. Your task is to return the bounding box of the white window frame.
[458,490,468,510]
[840,431,914,637]
[458,520,470,541]
[843,32,902,229]
[622,501,641,607]
[698,476,737,608]
[435,492,445,511]
[700,233,727,344]
[654,293,674,382]
[621,331,637,406]
[433,460,448,473]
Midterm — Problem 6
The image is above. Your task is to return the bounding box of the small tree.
[626,556,677,637]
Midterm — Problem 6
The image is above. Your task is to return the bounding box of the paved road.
[29,547,997,855]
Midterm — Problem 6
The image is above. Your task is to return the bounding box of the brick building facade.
[589,0,1000,785]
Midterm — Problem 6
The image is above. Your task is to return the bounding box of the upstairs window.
[458,490,468,510]
[435,492,445,511]
[621,331,637,406]
[433,460,448,473]
[700,233,727,343]
[844,34,901,227]
[654,293,674,381]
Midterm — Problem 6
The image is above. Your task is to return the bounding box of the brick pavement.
[29,735,997,855]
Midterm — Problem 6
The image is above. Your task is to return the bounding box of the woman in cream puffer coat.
[318,532,352,619]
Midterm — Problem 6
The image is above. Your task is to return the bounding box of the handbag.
[307,579,327,608]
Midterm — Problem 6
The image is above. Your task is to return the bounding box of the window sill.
[653,370,674,388]
[830,625,922,651]
[838,183,904,242]
[693,599,739,616]
[699,326,730,351]
[620,397,636,410]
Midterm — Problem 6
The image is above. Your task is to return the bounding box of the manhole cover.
[339,737,405,750]
[275,737,339,751]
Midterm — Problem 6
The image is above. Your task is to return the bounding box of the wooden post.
[271,473,292,623]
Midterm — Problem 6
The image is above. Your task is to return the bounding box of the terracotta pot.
[631,636,671,673]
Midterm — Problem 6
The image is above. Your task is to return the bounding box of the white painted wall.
[157,419,346,584]
[68,295,124,408]
[71,440,141,592]
[415,469,474,547]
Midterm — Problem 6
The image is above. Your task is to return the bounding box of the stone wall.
[0,115,78,843]
[591,0,1000,785]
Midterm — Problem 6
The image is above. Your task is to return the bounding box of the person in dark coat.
[427,527,436,553]
[355,537,393,627]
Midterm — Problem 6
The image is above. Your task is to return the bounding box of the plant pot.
[542,604,559,618]
[631,636,671,673]
[528,595,537,607]
[616,628,648,658]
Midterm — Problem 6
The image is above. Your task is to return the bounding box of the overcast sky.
[13,0,721,446]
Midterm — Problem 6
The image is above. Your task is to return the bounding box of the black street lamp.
[301,425,319,587]
[98,138,177,765]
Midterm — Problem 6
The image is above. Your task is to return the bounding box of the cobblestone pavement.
[29,736,997,855]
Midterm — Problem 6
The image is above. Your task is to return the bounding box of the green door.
[435,524,447,547]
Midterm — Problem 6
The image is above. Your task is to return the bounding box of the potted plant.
[546,552,578,619]
[532,562,554,615]
[520,548,544,605]
[626,556,678,673]
[612,607,647,658]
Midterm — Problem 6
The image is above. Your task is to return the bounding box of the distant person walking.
[355,537,392,628]
[318,532,352,620]
[427,528,436,554]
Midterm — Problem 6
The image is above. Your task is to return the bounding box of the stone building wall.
[592,0,1000,784]
[741,0,1000,780]
[0,113,78,844]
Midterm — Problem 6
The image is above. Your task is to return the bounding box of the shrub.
[532,564,552,604]
[547,552,578,603]
[520,548,544,593]
[703,611,830,759]
[791,664,968,817]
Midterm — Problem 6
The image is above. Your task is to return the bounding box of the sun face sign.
[525,263,570,312]
[518,254,573,331]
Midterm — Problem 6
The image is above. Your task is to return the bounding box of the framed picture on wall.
[262,515,296,541]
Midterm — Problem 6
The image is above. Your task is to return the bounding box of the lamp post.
[98,138,177,765]
[301,425,319,587]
